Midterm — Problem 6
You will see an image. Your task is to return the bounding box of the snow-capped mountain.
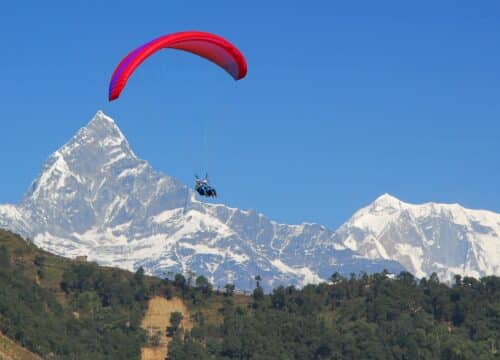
[0,111,403,291]
[337,194,500,281]
[0,205,30,239]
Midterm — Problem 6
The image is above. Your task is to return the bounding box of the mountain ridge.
[337,193,500,280]
[1,111,498,289]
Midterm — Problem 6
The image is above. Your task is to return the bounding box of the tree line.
[167,271,500,360]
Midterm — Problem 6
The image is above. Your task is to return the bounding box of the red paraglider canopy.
[108,31,247,101]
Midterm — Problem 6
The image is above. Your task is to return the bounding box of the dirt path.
[140,297,192,360]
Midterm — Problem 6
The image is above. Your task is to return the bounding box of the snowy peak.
[24,111,138,202]
[0,205,30,239]
[81,111,127,147]
[2,111,497,292]
[93,110,115,124]
[0,111,403,291]
[67,110,136,161]
[339,195,500,280]
[20,112,190,235]
[371,193,403,210]
[342,193,404,238]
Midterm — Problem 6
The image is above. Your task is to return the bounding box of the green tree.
[224,283,235,296]
[0,246,10,268]
[195,275,213,295]
[174,274,187,289]
[134,266,145,282]
[75,291,102,317]
[34,255,46,279]
[167,311,184,337]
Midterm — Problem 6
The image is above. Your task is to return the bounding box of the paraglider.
[108,31,247,101]
[195,174,217,198]
[108,31,247,199]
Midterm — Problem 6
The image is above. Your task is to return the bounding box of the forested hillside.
[0,230,155,359]
[167,273,500,359]
[0,229,499,360]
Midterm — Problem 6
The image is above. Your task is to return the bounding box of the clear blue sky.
[1,1,499,228]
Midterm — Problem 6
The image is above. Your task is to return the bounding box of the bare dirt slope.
[0,333,41,360]
[140,297,192,360]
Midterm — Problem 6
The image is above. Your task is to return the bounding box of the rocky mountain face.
[0,111,403,291]
[2,111,499,289]
[336,194,500,281]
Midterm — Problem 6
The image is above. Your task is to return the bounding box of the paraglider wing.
[109,31,247,101]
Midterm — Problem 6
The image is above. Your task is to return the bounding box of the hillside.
[1,229,499,359]
[167,272,500,359]
[0,229,154,359]
[0,332,41,360]
[140,297,192,360]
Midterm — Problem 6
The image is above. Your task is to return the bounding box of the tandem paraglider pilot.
[195,175,217,198]
[107,31,247,201]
